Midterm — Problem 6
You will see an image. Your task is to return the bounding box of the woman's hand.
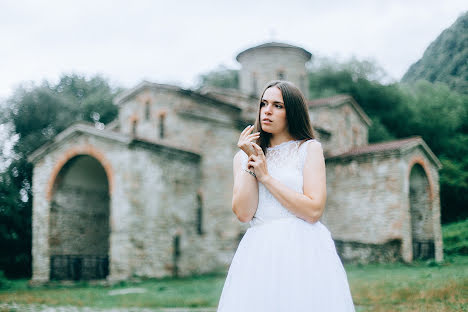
[237,125,260,157]
[248,143,270,183]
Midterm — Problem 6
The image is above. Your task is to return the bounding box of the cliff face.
[402,11,468,95]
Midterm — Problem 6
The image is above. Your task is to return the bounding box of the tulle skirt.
[217,217,355,312]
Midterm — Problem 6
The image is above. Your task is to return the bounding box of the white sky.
[0,0,466,102]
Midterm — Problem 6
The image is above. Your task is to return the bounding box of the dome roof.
[236,41,312,61]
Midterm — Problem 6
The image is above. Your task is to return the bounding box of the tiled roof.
[113,81,241,112]
[330,136,421,157]
[27,121,200,164]
[198,86,252,109]
[326,136,442,168]
[308,94,352,106]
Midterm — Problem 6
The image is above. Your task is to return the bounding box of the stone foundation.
[335,239,403,264]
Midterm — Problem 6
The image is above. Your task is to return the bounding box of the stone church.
[28,42,443,283]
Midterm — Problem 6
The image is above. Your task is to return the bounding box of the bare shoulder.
[303,140,324,169]
[305,139,323,155]
[233,150,248,167]
[234,149,247,161]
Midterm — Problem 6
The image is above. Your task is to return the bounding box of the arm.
[231,150,259,223]
[255,141,327,223]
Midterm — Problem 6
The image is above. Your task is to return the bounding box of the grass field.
[1,219,467,311]
[1,256,466,311]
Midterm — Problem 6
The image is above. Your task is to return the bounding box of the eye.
[260,102,266,107]
[275,104,283,109]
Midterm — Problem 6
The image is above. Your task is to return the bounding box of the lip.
[262,118,272,123]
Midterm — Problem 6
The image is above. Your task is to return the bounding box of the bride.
[216,80,356,311]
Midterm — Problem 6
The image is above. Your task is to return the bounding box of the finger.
[251,143,264,155]
[247,133,260,139]
[241,125,253,136]
[250,142,259,156]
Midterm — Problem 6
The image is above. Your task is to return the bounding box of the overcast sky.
[0,0,466,102]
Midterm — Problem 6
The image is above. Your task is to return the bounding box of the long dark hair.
[253,80,316,154]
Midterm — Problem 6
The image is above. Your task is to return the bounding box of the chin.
[260,126,274,134]
[264,129,279,135]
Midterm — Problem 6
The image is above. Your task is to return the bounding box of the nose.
[264,103,273,114]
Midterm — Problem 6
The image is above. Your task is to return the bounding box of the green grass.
[1,220,467,311]
[346,255,468,311]
[1,258,467,311]
[0,274,225,308]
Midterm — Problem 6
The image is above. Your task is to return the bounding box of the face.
[260,86,288,135]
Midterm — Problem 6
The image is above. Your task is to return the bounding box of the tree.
[196,65,239,90]
[308,57,408,143]
[308,58,468,223]
[399,81,468,222]
[0,73,120,278]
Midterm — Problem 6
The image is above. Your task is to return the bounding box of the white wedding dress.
[217,139,355,312]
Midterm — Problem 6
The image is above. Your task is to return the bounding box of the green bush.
[0,270,11,289]
[442,218,468,255]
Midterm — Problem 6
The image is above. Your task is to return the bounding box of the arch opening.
[409,163,434,260]
[49,155,110,280]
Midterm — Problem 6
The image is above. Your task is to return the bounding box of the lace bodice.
[239,139,321,227]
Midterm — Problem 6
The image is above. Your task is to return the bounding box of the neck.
[269,133,295,148]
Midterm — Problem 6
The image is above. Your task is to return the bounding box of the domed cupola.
[236,42,312,98]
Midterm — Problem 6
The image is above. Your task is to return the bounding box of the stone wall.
[335,239,403,264]
[30,131,203,282]
[402,148,443,262]
[324,152,405,245]
[120,143,201,279]
[324,145,443,263]
[237,46,310,98]
[117,87,249,275]
[309,103,368,156]
[117,87,240,145]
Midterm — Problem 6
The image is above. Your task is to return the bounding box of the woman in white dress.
[216,80,356,311]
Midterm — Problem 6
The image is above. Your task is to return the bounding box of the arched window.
[345,111,351,130]
[159,114,165,139]
[144,101,151,121]
[131,119,138,137]
[252,72,258,96]
[352,127,359,147]
[196,193,203,235]
[172,234,181,277]
[277,70,285,80]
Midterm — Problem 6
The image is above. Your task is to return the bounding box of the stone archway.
[48,155,110,280]
[409,163,434,260]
